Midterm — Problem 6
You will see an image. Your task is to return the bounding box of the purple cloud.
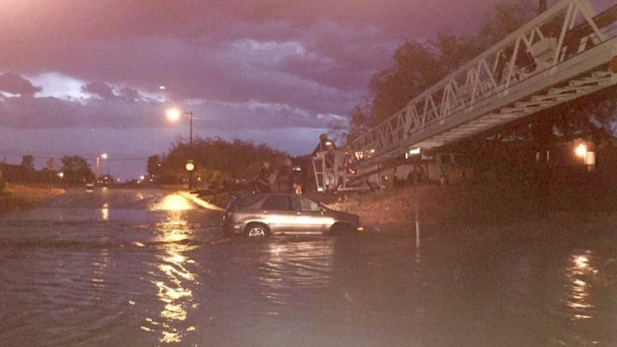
[82,82,115,100]
[0,73,41,96]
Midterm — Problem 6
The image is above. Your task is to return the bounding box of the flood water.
[1,189,616,347]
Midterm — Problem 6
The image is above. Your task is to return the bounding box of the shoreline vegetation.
[0,184,65,215]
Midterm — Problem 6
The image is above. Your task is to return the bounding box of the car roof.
[237,193,303,199]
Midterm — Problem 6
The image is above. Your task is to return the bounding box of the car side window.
[262,196,292,211]
[237,195,263,208]
[291,197,320,212]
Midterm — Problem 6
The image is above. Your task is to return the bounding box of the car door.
[291,196,330,233]
[260,196,296,233]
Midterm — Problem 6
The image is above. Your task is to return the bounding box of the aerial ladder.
[313,0,617,193]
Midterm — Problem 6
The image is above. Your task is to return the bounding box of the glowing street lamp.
[185,161,195,172]
[575,144,587,158]
[96,153,108,177]
[166,108,182,122]
[165,108,195,190]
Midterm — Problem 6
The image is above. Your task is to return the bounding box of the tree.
[61,156,94,184]
[478,0,536,47]
[147,155,161,178]
[346,105,372,144]
[348,0,616,149]
[0,166,4,193]
[158,137,288,183]
[21,155,35,171]
[368,41,445,127]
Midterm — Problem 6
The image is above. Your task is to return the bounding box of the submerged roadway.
[0,188,616,347]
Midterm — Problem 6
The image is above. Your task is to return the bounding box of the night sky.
[0,0,612,179]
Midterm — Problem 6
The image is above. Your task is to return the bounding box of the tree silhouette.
[61,156,94,184]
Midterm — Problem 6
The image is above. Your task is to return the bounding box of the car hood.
[326,210,359,223]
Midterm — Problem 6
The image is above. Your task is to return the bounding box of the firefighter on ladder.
[312,134,338,192]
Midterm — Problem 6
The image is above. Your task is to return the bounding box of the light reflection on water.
[101,203,109,221]
[143,193,197,344]
[2,190,617,347]
[261,240,334,291]
[566,252,597,321]
[151,194,194,212]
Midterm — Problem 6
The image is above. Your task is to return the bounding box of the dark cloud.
[82,82,115,100]
[118,87,141,103]
[81,82,144,103]
[0,0,509,109]
[0,93,330,131]
[0,73,41,96]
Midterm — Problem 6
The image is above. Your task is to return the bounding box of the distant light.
[58,172,64,178]
[100,153,108,160]
[585,151,596,166]
[166,108,181,122]
[409,147,421,155]
[117,178,120,182]
[185,162,195,172]
[159,86,166,90]
[154,194,193,211]
[140,175,145,180]
[575,144,587,158]
[574,255,589,269]
[370,149,375,154]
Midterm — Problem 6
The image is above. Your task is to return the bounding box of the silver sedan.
[222,194,362,238]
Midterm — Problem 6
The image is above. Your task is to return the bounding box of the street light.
[185,161,195,172]
[166,108,181,122]
[166,108,195,190]
[575,144,587,158]
[96,153,108,178]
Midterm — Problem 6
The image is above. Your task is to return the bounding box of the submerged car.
[222,194,361,238]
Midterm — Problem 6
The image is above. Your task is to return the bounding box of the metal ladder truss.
[346,0,617,174]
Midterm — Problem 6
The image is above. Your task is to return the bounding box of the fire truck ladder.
[313,0,617,192]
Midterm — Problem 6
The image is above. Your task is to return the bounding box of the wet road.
[1,189,616,347]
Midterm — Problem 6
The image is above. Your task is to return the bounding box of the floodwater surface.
[1,189,616,347]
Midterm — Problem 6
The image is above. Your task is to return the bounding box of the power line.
[0,152,150,162]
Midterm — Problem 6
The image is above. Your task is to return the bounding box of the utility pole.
[188,112,194,191]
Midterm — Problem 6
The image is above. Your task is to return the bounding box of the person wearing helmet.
[312,133,336,155]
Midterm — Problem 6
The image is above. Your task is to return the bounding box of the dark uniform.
[277,164,293,193]
[256,164,271,193]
